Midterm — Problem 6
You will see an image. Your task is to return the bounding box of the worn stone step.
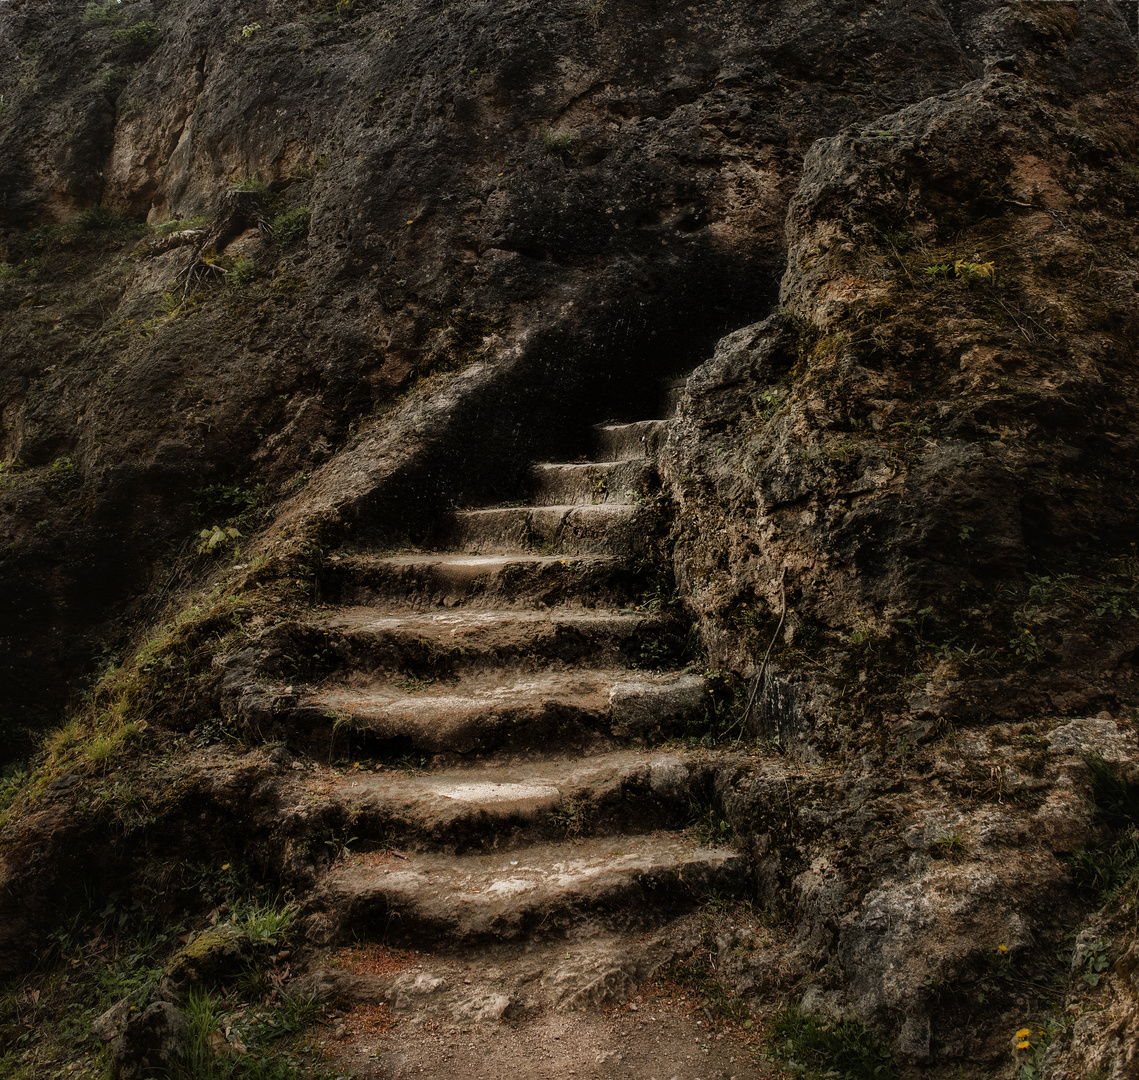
[594,420,669,462]
[446,504,642,556]
[318,552,641,610]
[302,930,677,1022]
[275,670,707,758]
[524,459,656,507]
[311,607,669,672]
[318,833,746,946]
[298,749,729,853]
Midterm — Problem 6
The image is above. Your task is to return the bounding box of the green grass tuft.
[770,1006,897,1080]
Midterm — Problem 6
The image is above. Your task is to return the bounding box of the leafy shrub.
[110,20,160,59]
[99,65,134,97]
[76,205,125,231]
[82,1,124,26]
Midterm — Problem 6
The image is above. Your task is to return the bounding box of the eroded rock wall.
[663,11,1139,757]
[0,0,1015,740]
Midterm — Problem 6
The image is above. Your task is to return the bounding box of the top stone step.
[594,420,669,462]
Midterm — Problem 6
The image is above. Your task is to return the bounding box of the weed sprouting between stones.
[1068,753,1139,903]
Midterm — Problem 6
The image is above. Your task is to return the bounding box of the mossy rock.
[164,923,252,988]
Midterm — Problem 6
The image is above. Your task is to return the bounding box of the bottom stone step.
[302,930,675,1022]
[318,833,746,946]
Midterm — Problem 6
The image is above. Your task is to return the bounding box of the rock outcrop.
[1,1,1138,1077]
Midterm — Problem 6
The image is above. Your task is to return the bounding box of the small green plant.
[934,831,965,856]
[396,673,436,693]
[1010,626,1044,663]
[272,206,310,244]
[770,1006,897,1080]
[539,126,575,159]
[923,259,996,285]
[193,482,264,527]
[551,794,588,837]
[230,176,272,198]
[760,388,782,420]
[954,258,996,284]
[1080,937,1112,987]
[241,21,262,38]
[225,257,257,287]
[198,525,242,554]
[1069,754,1139,901]
[0,765,27,814]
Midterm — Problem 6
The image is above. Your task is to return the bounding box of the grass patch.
[538,126,575,159]
[770,1006,896,1080]
[183,986,337,1078]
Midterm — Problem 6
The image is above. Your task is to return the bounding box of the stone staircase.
[233,384,754,1075]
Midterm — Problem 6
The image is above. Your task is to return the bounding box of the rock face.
[0,0,1042,736]
[663,38,1139,753]
[2,1,1139,1078]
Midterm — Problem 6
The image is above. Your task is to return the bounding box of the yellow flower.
[1016,1029,1031,1039]
[998,944,1008,952]
[1017,1041,1031,1050]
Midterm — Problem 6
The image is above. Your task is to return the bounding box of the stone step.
[524,459,656,507]
[275,670,707,758]
[301,930,677,1021]
[318,833,746,946]
[594,420,669,463]
[446,504,642,557]
[318,553,641,610]
[296,749,728,853]
[312,607,668,672]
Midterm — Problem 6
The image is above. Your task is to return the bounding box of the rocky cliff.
[2,1,1139,1077]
